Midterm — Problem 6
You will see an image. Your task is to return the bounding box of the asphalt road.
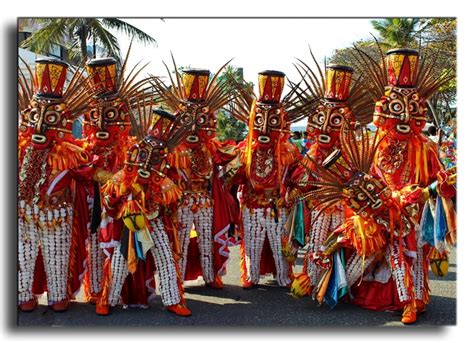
[17,246,456,327]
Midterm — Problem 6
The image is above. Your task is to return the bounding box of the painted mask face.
[125,136,168,184]
[83,97,131,146]
[20,97,72,149]
[343,171,392,218]
[177,102,216,145]
[252,102,290,147]
[374,87,427,140]
[306,100,352,148]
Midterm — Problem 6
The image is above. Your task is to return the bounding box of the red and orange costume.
[95,107,192,317]
[225,70,305,288]
[290,125,421,323]
[81,55,155,304]
[18,58,94,312]
[288,59,373,290]
[150,60,237,288]
[348,46,456,323]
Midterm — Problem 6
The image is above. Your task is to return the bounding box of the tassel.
[245,100,257,178]
[127,231,137,274]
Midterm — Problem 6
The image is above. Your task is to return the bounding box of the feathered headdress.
[291,47,375,125]
[349,38,455,103]
[18,57,93,118]
[84,43,160,137]
[227,70,312,125]
[148,53,235,115]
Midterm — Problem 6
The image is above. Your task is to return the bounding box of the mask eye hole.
[44,111,60,125]
[182,114,193,125]
[28,109,40,123]
[90,110,100,119]
[356,192,367,201]
[255,114,264,125]
[315,112,325,124]
[138,150,148,162]
[197,115,207,125]
[389,100,404,114]
[408,100,419,114]
[269,115,280,127]
[150,153,161,165]
[366,183,375,192]
[330,114,343,127]
[104,107,119,121]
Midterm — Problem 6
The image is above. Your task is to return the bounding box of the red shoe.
[242,280,256,290]
[416,300,427,314]
[95,303,110,316]
[19,298,38,312]
[401,303,417,325]
[88,293,101,305]
[206,276,224,289]
[51,300,69,312]
[166,303,192,317]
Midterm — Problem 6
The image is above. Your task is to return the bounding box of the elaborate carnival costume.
[150,59,237,288]
[291,124,430,324]
[95,107,192,316]
[225,70,305,288]
[18,58,93,311]
[347,46,456,323]
[288,57,373,290]
[82,53,156,304]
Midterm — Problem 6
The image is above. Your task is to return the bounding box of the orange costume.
[225,70,305,288]
[349,45,456,323]
[150,59,237,288]
[18,58,94,312]
[96,108,192,317]
[81,55,156,305]
[287,58,373,290]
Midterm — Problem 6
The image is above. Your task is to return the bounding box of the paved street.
[17,246,456,327]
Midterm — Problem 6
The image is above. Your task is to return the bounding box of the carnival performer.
[18,58,95,312]
[287,57,373,292]
[290,123,425,324]
[95,107,192,316]
[81,52,157,304]
[224,70,306,288]
[348,45,456,323]
[150,58,238,288]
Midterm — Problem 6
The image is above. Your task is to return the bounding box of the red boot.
[88,293,101,305]
[242,280,256,290]
[95,302,110,316]
[416,300,427,314]
[206,276,224,289]
[166,302,192,317]
[19,298,38,312]
[401,303,417,325]
[51,299,69,312]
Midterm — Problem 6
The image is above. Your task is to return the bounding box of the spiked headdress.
[149,53,235,115]
[291,48,375,125]
[350,39,455,103]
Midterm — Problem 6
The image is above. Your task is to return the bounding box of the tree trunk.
[93,35,96,58]
[80,25,88,62]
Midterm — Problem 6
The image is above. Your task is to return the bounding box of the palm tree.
[370,18,425,49]
[20,18,157,63]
